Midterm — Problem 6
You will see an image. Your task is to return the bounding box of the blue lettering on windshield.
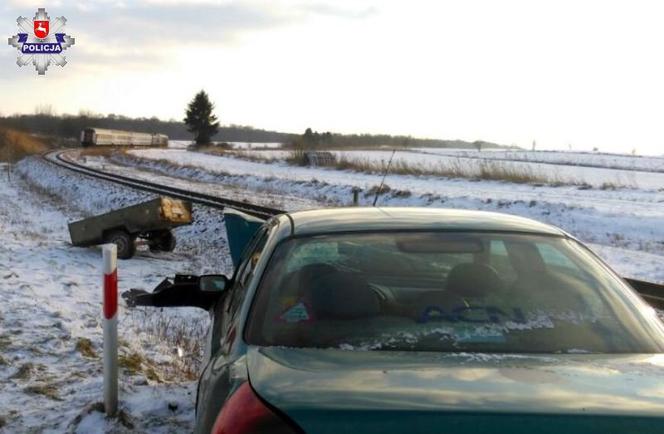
[418,305,526,324]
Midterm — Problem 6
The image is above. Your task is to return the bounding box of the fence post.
[351,187,361,206]
[102,244,118,416]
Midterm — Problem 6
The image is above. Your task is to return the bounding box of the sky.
[2,0,664,154]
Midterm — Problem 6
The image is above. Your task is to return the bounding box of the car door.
[194,225,271,433]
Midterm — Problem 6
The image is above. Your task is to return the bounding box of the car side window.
[232,230,269,312]
[489,239,518,283]
[218,227,270,354]
[536,242,581,273]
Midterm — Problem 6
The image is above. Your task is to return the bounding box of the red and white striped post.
[102,244,118,416]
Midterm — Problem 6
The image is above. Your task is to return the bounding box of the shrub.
[0,128,49,162]
[285,143,308,166]
[365,184,391,196]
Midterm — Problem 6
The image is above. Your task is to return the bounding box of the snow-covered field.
[0,158,232,433]
[168,140,282,150]
[412,148,664,173]
[123,148,664,272]
[214,148,664,190]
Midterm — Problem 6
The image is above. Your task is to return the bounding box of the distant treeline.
[0,113,504,149]
[292,128,500,150]
[0,113,292,143]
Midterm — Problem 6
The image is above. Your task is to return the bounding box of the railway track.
[38,150,664,307]
[42,149,285,219]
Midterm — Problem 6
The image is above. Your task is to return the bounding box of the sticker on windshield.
[418,305,446,323]
[278,301,313,323]
[456,327,506,344]
[418,305,527,324]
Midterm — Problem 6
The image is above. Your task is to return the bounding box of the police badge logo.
[8,8,75,76]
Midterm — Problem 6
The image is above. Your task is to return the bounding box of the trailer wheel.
[106,230,136,259]
[149,230,176,252]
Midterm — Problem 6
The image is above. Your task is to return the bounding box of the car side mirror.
[122,274,231,310]
[200,274,229,293]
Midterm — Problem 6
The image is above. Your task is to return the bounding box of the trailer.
[80,128,168,147]
[68,197,192,259]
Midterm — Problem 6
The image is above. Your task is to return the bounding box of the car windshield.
[246,231,664,353]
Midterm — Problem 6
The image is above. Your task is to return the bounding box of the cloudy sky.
[2,0,664,154]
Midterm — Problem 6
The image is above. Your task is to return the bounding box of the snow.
[167,140,191,149]
[227,142,283,149]
[79,153,321,212]
[411,148,664,173]
[168,140,282,150]
[232,148,664,190]
[3,144,664,431]
[0,158,233,432]
[125,148,664,262]
[590,244,664,284]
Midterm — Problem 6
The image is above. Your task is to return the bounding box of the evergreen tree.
[184,90,219,145]
[303,127,314,145]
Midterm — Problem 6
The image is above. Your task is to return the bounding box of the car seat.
[446,263,505,298]
[298,264,381,320]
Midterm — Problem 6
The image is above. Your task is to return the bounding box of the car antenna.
[373,149,397,207]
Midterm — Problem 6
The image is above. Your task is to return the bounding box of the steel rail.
[37,149,664,308]
[42,149,285,219]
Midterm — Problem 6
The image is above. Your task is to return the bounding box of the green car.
[124,207,664,434]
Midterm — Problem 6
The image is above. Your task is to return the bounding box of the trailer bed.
[68,197,192,258]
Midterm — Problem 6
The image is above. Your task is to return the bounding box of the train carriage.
[80,128,168,147]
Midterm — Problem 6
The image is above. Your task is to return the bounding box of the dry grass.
[331,154,577,186]
[194,145,571,186]
[363,184,412,201]
[189,145,588,187]
[285,147,308,166]
[78,146,127,158]
[9,363,33,380]
[125,308,207,381]
[476,160,554,184]
[67,402,135,431]
[233,150,279,163]
[24,383,62,401]
[365,184,392,196]
[0,334,11,350]
[195,143,232,156]
[119,352,145,374]
[198,145,280,163]
[75,337,97,358]
[0,127,49,162]
[599,181,619,190]
[119,351,163,383]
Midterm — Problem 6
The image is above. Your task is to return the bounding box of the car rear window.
[245,231,664,353]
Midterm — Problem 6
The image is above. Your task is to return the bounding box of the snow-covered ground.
[168,140,282,150]
[122,148,664,264]
[77,153,321,211]
[412,148,664,173]
[3,145,664,432]
[168,140,191,149]
[226,142,282,149]
[216,148,664,189]
[0,158,232,433]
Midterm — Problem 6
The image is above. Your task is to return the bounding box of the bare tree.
[34,104,55,116]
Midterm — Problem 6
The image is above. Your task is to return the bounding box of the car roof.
[284,207,566,236]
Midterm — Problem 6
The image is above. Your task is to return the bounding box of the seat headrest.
[446,263,503,298]
[298,265,380,320]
